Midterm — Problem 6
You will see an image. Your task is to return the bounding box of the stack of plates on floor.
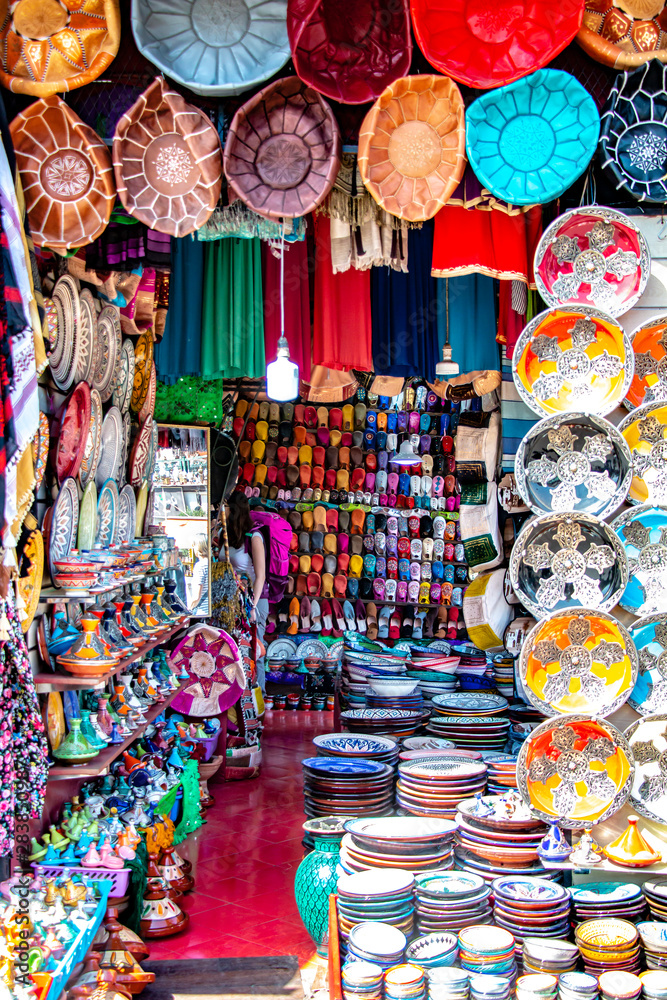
[515,974,558,1000]
[346,920,408,970]
[482,753,517,793]
[639,971,667,997]
[458,925,517,980]
[571,884,647,926]
[406,669,459,701]
[643,882,667,923]
[428,968,470,1000]
[340,817,457,875]
[312,733,400,768]
[507,704,545,755]
[491,877,571,959]
[426,714,510,751]
[403,737,456,752]
[341,707,424,739]
[366,678,425,714]
[343,654,409,706]
[492,656,515,699]
[574,919,641,976]
[521,938,579,976]
[414,871,493,935]
[396,756,488,819]
[598,972,642,1000]
[636,923,667,970]
[431,693,508,717]
[337,869,415,946]
[558,972,599,1000]
[405,933,459,970]
[301,757,394,818]
[384,965,428,1000]
[455,795,552,881]
[468,974,513,1000]
[342,961,384,1000]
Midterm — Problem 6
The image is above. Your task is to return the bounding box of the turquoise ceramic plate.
[465,68,600,206]
[77,481,97,552]
[96,478,119,548]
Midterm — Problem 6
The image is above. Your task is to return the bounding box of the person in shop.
[225,491,269,690]
[189,533,210,616]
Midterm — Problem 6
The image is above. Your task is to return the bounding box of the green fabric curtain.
[201,237,265,379]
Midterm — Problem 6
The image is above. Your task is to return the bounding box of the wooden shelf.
[40,569,164,604]
[47,681,187,779]
[34,621,189,690]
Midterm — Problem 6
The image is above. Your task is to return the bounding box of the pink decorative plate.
[56,382,91,485]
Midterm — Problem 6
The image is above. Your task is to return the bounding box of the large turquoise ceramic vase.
[294,817,345,957]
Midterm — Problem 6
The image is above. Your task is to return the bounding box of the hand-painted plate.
[431,693,508,715]
[515,411,632,518]
[135,480,149,537]
[509,511,628,619]
[77,481,97,552]
[50,275,80,391]
[266,636,298,661]
[17,528,44,634]
[613,505,667,617]
[56,381,91,485]
[517,714,634,829]
[95,406,123,490]
[534,206,650,319]
[620,401,667,505]
[297,638,329,659]
[129,417,154,488]
[625,713,667,827]
[78,387,102,490]
[519,609,638,718]
[512,305,633,418]
[112,337,136,414]
[138,361,156,423]
[117,484,137,543]
[94,305,122,403]
[626,314,667,411]
[75,287,97,384]
[32,411,50,495]
[628,614,667,715]
[302,757,388,776]
[118,410,131,488]
[49,478,79,585]
[131,332,154,414]
[313,733,398,755]
[96,479,119,547]
[44,691,65,752]
[147,419,159,484]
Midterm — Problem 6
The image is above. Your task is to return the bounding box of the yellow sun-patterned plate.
[619,401,667,505]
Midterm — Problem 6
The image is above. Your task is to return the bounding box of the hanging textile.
[371,220,440,381]
[261,237,312,378]
[85,213,172,271]
[200,238,265,380]
[501,345,539,474]
[155,236,204,385]
[435,274,500,375]
[313,214,373,373]
[197,202,306,243]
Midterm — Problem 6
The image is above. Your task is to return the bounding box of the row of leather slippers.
[265,598,466,642]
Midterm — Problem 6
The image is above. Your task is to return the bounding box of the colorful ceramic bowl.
[613,505,667,617]
[626,314,667,410]
[628,614,667,715]
[619,402,667,505]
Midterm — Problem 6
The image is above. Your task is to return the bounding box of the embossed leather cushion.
[287,0,411,104]
[10,96,115,251]
[358,74,466,222]
[0,0,120,97]
[224,76,341,220]
[113,77,222,238]
[577,1,667,70]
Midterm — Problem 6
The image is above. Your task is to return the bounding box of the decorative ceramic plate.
[44,692,65,752]
[620,401,667,505]
[509,511,628,619]
[431,693,508,715]
[492,876,570,904]
[517,714,634,829]
[313,734,398,756]
[78,388,102,490]
[129,417,154,488]
[138,362,156,423]
[32,412,49,495]
[135,480,149,537]
[117,484,137,544]
[625,713,667,826]
[131,332,154,414]
[266,636,299,660]
[512,305,633,418]
[398,757,487,780]
[143,487,155,535]
[50,275,80,391]
[112,337,136,414]
[95,406,123,490]
[94,306,122,403]
[17,528,43,634]
[75,288,97,384]
[96,479,119,547]
[77,481,97,552]
[534,207,650,318]
[571,883,643,904]
[147,420,159,484]
[613,505,667,616]
[627,615,667,716]
[519,609,638,718]
[302,757,388,777]
[46,293,66,376]
[515,411,632,518]
[297,638,329,659]
[49,478,79,583]
[465,68,600,206]
[56,381,91,485]
[626,314,667,411]
[118,410,131,488]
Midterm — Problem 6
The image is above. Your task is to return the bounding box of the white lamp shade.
[389,440,422,466]
[267,354,299,402]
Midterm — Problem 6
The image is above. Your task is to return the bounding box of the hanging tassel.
[0,599,10,641]
[14,581,27,623]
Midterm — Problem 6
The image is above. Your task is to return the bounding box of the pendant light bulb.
[389,439,423,466]
[266,229,299,402]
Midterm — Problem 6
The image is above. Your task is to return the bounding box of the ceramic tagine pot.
[157,847,194,893]
[140,854,189,938]
[92,909,150,962]
[294,816,346,957]
[56,613,119,675]
[52,718,98,763]
[602,815,662,867]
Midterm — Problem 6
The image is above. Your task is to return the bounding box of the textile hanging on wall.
[261,238,312,379]
[85,214,172,271]
[435,274,500,375]
[155,236,204,385]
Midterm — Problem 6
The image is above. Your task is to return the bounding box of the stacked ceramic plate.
[574,919,641,976]
[640,970,667,997]
[312,733,400,768]
[644,882,667,924]
[458,925,517,980]
[570,884,647,926]
[515,974,558,1000]
[301,757,394,818]
[455,796,552,882]
[341,707,424,739]
[426,714,510,751]
[431,693,508,717]
[366,678,425,714]
[337,869,415,946]
[491,877,571,950]
[346,920,408,970]
[340,818,457,876]
[428,968,470,1000]
[403,737,456,752]
[384,965,428,1000]
[492,656,515,699]
[396,756,488,819]
[405,933,459,970]
[637,923,667,970]
[468,974,513,1000]
[598,972,642,1000]
[414,871,493,935]
[406,669,459,701]
[483,754,518,794]
[521,938,579,976]
[558,972,599,1000]
[342,961,384,1000]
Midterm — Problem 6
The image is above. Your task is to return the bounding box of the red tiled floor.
[148,711,333,963]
